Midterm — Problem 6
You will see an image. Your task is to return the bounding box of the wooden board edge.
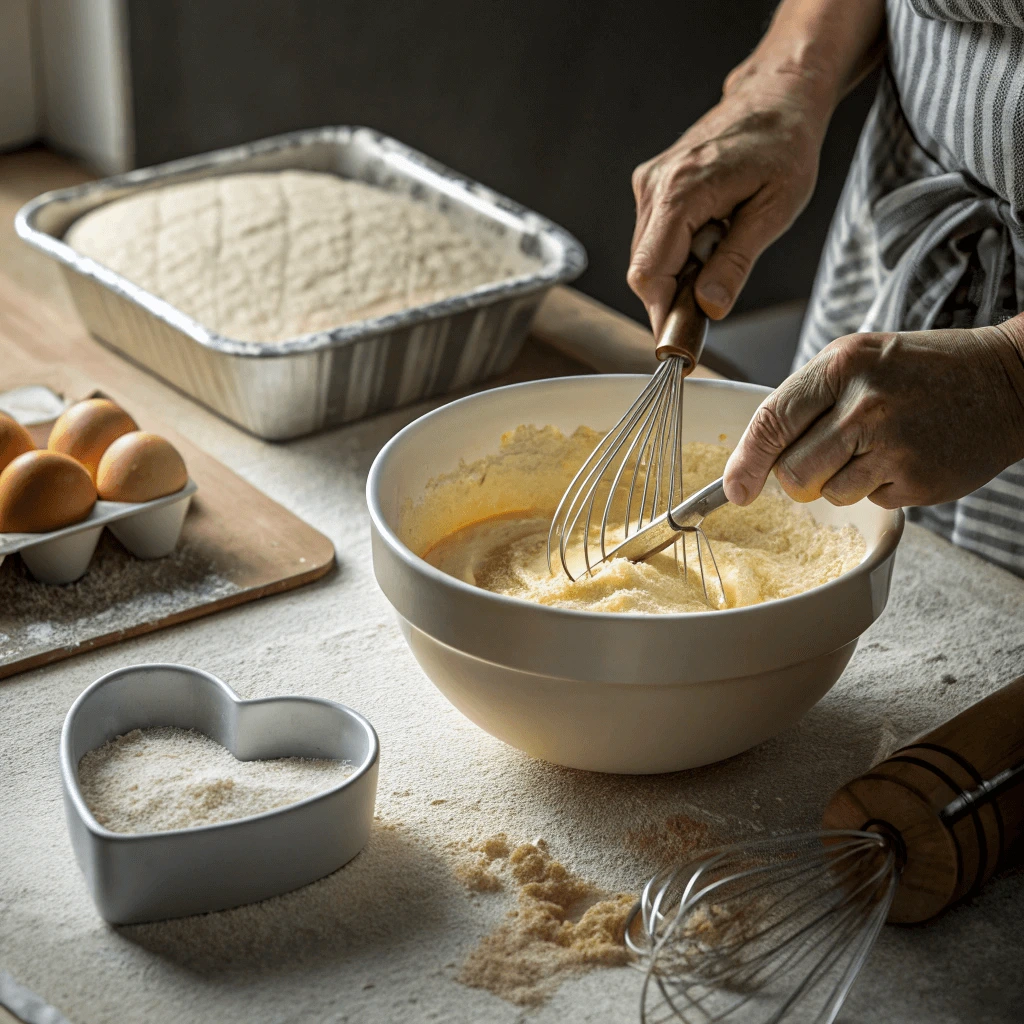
[0,556,336,682]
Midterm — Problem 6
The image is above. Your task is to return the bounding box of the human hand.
[723,322,1024,510]
[628,60,831,337]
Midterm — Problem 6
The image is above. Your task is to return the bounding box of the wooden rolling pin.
[531,286,722,378]
[823,674,1024,923]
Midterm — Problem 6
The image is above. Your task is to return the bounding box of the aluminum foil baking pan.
[15,126,588,440]
[61,663,380,924]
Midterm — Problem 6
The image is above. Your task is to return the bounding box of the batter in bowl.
[405,426,865,614]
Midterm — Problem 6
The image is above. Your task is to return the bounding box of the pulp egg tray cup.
[0,479,197,584]
[61,664,380,924]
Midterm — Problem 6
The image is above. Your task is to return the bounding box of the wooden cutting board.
[0,346,335,680]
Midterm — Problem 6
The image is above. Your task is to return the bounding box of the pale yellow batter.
[404,426,865,614]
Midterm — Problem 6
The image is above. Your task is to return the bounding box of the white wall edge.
[36,0,135,175]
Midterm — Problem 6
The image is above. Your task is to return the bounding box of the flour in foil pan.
[0,533,238,664]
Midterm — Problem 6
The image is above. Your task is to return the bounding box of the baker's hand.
[628,60,830,337]
[723,322,1024,509]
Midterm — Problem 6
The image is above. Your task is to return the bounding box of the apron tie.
[863,170,1024,332]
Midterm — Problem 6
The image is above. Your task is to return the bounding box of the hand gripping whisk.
[625,673,1024,1024]
[546,223,729,605]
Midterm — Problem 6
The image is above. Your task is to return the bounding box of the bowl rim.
[366,374,905,623]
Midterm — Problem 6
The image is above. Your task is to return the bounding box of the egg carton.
[0,479,197,584]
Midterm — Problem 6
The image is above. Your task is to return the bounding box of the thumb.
[724,358,838,505]
[694,204,777,319]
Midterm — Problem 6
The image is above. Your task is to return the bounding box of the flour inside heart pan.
[59,664,380,925]
[78,726,356,833]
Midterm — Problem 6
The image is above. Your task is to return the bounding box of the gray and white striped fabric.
[797,0,1024,576]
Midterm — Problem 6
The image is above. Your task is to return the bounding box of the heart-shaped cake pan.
[60,664,379,924]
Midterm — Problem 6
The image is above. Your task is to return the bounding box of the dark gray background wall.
[126,0,875,336]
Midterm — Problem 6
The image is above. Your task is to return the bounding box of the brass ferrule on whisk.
[655,221,726,371]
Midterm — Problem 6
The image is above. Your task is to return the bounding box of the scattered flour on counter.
[0,533,239,665]
[624,812,720,869]
[78,727,354,833]
[454,835,634,1007]
[65,170,532,343]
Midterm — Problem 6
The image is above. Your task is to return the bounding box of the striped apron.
[797,0,1024,576]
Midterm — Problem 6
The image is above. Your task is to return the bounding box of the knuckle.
[881,331,909,355]
[821,334,871,393]
[852,391,889,425]
[826,335,859,374]
[631,162,653,195]
[775,460,816,500]
[774,467,814,503]
[831,331,864,358]
[659,157,712,199]
[746,401,791,456]
[774,462,806,497]
[869,454,925,508]
[805,343,840,386]
[820,478,858,507]
[626,261,655,297]
[687,139,723,169]
[834,393,887,443]
[839,331,887,364]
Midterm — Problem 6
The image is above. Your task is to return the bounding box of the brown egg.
[0,451,97,533]
[96,432,188,503]
[48,398,138,482]
[0,412,35,473]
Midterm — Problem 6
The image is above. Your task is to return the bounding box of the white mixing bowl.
[367,376,904,774]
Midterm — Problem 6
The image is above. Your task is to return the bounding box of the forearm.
[725,0,887,124]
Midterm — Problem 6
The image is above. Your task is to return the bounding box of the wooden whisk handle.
[655,221,726,369]
[822,674,1024,924]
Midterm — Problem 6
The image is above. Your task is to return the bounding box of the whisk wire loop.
[602,367,674,558]
[628,831,899,1024]
[643,851,863,999]
[549,369,666,579]
[746,848,897,1023]
[546,359,725,605]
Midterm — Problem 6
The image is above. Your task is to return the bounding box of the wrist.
[989,314,1024,377]
[981,316,1024,457]
[725,0,886,125]
[724,49,836,113]
[722,44,843,140]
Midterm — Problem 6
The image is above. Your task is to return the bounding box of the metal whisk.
[626,832,898,1024]
[625,673,1024,1024]
[547,222,728,603]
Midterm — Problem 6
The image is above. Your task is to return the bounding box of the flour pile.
[65,170,531,343]
[78,727,353,833]
[410,425,866,613]
[454,835,634,1007]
